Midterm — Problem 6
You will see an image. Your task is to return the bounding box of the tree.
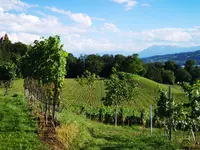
[185,60,196,73]
[100,54,115,78]
[162,69,175,84]
[77,70,99,118]
[102,68,138,126]
[0,63,15,96]
[66,53,79,78]
[164,60,178,72]
[175,68,192,83]
[145,63,163,83]
[85,54,104,75]
[122,54,145,75]
[114,54,126,71]
[190,66,200,83]
[0,34,12,63]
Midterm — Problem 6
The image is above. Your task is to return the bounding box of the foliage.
[85,54,104,75]
[0,63,15,95]
[21,35,68,122]
[102,69,138,106]
[0,63,15,81]
[77,70,99,107]
[175,68,192,82]
[162,69,175,84]
[122,54,145,75]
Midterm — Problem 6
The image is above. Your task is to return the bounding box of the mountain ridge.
[142,50,200,65]
[139,45,200,58]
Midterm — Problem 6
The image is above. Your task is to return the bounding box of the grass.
[0,94,49,150]
[56,108,179,150]
[0,76,189,149]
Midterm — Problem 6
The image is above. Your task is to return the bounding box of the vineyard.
[1,35,200,150]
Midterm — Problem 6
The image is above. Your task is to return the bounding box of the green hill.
[0,75,187,111]
[0,76,189,149]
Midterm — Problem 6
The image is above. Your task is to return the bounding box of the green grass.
[0,76,191,149]
[56,108,179,150]
[0,94,49,150]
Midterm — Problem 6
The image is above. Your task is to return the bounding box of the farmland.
[1,75,186,111]
[0,76,188,149]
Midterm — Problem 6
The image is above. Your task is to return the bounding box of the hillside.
[0,77,189,149]
[142,50,200,66]
[0,76,187,111]
[139,45,200,58]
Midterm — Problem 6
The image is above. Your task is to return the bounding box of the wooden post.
[115,105,118,126]
[150,104,153,136]
[168,86,172,141]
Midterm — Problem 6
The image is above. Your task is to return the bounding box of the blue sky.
[1,0,200,56]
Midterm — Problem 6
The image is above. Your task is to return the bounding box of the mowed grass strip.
[0,94,49,150]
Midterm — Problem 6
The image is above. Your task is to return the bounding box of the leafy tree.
[114,54,126,71]
[122,54,145,75]
[77,70,99,118]
[162,69,175,84]
[145,63,163,83]
[185,60,196,73]
[100,54,115,78]
[175,68,192,83]
[0,34,12,63]
[85,54,104,75]
[0,63,15,96]
[102,68,138,126]
[190,66,200,83]
[66,53,79,78]
[164,60,178,72]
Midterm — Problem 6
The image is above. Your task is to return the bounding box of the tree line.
[66,53,200,84]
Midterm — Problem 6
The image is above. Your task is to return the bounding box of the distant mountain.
[139,45,200,58]
[142,50,200,66]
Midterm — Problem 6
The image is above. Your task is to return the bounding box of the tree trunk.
[4,80,11,96]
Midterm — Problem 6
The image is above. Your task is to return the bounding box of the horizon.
[1,0,200,56]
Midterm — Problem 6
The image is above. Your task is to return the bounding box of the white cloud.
[0,31,40,43]
[125,28,193,42]
[112,0,138,10]
[142,3,151,7]
[91,17,106,21]
[0,0,32,11]
[45,6,92,27]
[102,23,120,32]
[144,28,192,42]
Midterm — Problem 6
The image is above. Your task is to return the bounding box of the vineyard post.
[115,104,118,126]
[150,104,152,136]
[168,86,172,141]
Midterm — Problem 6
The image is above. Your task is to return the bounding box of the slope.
[0,75,187,111]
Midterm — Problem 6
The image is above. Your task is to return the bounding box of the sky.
[1,0,200,56]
